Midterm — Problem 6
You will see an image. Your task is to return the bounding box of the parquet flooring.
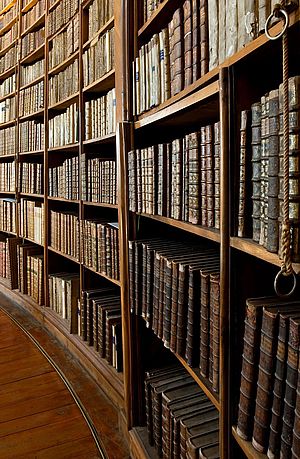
[0,311,102,459]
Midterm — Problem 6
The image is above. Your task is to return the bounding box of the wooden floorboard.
[0,310,102,459]
[0,291,130,458]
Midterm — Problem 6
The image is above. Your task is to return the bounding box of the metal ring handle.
[265,8,289,40]
[274,268,297,297]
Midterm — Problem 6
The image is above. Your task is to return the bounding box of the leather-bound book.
[251,101,262,243]
[259,94,269,249]
[171,8,183,97]
[128,150,137,212]
[80,287,114,342]
[157,143,168,216]
[185,421,219,459]
[97,298,121,358]
[191,0,200,82]
[200,126,207,226]
[128,240,135,314]
[105,314,121,366]
[199,442,219,459]
[183,0,192,88]
[187,131,201,225]
[199,0,208,76]
[291,357,300,458]
[180,405,217,459]
[199,269,211,378]
[208,0,218,71]
[145,366,185,446]
[280,317,300,458]
[210,272,220,392]
[161,383,200,459]
[252,304,300,452]
[267,311,300,459]
[238,110,251,237]
[214,121,221,230]
[205,125,215,228]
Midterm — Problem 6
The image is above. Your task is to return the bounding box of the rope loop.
[265,7,289,40]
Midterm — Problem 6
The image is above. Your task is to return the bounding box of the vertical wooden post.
[220,65,230,459]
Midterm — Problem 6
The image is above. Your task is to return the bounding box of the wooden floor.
[0,292,130,459]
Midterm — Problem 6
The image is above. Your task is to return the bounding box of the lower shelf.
[0,277,125,411]
[232,426,267,459]
[130,427,159,459]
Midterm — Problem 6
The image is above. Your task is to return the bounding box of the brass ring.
[274,268,297,297]
[265,9,289,40]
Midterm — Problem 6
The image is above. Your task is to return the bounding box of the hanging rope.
[265,2,297,296]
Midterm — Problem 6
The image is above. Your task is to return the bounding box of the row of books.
[0,73,15,99]
[237,75,300,262]
[48,0,78,37]
[0,198,16,233]
[18,162,43,195]
[0,160,15,192]
[1,0,16,13]
[20,59,44,88]
[48,103,78,148]
[82,27,114,88]
[50,210,80,261]
[133,2,208,114]
[0,46,16,75]
[129,238,220,391]
[19,80,44,117]
[0,234,19,288]
[81,156,117,205]
[19,199,44,245]
[84,88,116,140]
[49,14,79,70]
[21,27,45,59]
[48,272,80,333]
[19,120,44,152]
[49,59,79,106]
[0,22,18,51]
[0,126,15,156]
[128,122,220,228]
[145,365,219,458]
[0,3,18,30]
[86,0,114,41]
[21,0,46,33]
[0,234,9,279]
[0,96,15,124]
[49,156,79,200]
[237,297,300,457]
[81,220,120,281]
[15,242,44,304]
[140,0,164,25]
[80,288,122,372]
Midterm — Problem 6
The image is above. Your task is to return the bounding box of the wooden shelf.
[21,236,44,247]
[83,16,114,51]
[0,154,15,160]
[0,15,17,36]
[19,149,44,156]
[0,229,16,236]
[19,193,44,199]
[129,427,159,459]
[83,69,115,93]
[48,246,80,264]
[138,0,181,43]
[48,0,61,13]
[0,191,16,195]
[0,65,16,81]
[22,0,40,13]
[21,13,45,37]
[83,133,116,145]
[135,79,219,129]
[83,264,121,287]
[0,90,16,103]
[20,74,44,91]
[0,0,16,17]
[0,38,17,57]
[232,427,267,459]
[0,119,16,129]
[48,9,78,41]
[20,43,44,65]
[48,196,79,204]
[0,277,44,320]
[136,213,221,243]
[176,353,220,410]
[48,92,79,111]
[48,50,79,77]
[230,237,300,274]
[19,108,44,121]
[48,143,79,153]
[82,201,118,209]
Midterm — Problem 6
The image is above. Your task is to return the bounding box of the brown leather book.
[291,359,300,457]
[199,442,219,459]
[191,0,200,82]
[280,317,300,458]
[238,110,251,238]
[171,8,183,97]
[187,131,201,225]
[199,0,208,77]
[183,0,192,88]
[252,304,300,452]
[210,272,220,392]
[185,424,219,459]
[251,101,262,243]
[105,314,121,366]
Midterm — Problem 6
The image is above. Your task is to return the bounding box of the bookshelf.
[0,0,299,458]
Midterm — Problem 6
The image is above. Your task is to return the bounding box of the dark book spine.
[199,0,208,77]
[185,268,201,367]
[214,121,221,230]
[187,131,201,225]
[146,246,154,328]
[176,263,188,356]
[157,255,166,340]
[252,308,279,453]
[191,0,199,82]
[93,301,98,351]
[199,271,210,377]
[280,318,300,458]
[291,363,300,457]
[211,273,220,393]
[238,110,250,237]
[170,262,179,353]
[183,0,192,88]
[171,8,183,97]
[163,258,173,348]
[251,102,262,243]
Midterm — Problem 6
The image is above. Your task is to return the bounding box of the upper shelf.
[138,0,182,44]
[83,68,115,93]
[22,0,40,13]
[230,237,300,275]
[0,0,16,17]
[21,13,45,37]
[83,16,114,51]
[135,79,219,130]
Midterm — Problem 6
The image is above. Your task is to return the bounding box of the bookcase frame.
[0,0,299,457]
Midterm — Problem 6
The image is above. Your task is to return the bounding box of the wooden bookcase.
[0,0,299,457]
